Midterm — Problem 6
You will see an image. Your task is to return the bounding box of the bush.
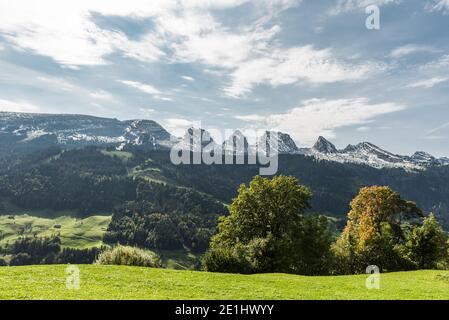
[202,246,252,274]
[0,257,7,266]
[95,245,162,268]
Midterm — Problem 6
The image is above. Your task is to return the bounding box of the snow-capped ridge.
[1,111,448,171]
[0,111,173,151]
[304,138,448,170]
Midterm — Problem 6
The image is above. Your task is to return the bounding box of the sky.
[0,0,448,156]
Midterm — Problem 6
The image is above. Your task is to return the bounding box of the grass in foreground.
[157,250,201,270]
[0,265,448,300]
[0,215,111,248]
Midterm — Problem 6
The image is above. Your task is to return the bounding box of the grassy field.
[0,265,448,300]
[0,215,111,248]
[158,250,201,270]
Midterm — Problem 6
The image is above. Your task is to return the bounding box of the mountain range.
[1,111,448,171]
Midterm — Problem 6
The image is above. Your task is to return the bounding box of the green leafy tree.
[204,175,333,274]
[294,215,335,275]
[401,213,448,269]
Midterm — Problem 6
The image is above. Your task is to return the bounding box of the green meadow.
[0,215,111,249]
[0,265,448,300]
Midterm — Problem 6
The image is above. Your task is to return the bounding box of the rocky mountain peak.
[411,151,436,162]
[257,131,299,154]
[313,136,338,154]
[223,130,249,154]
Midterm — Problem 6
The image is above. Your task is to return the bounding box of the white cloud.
[425,0,449,14]
[171,27,269,69]
[36,76,76,92]
[235,114,266,121]
[162,117,198,137]
[0,1,167,67]
[181,76,195,82]
[89,90,115,100]
[407,77,449,89]
[356,126,371,132]
[235,98,404,145]
[1,0,372,98]
[154,95,174,102]
[118,80,161,95]
[0,98,40,113]
[417,55,449,85]
[0,0,386,100]
[119,80,175,102]
[423,54,449,69]
[332,0,401,14]
[0,0,300,68]
[389,45,437,59]
[225,46,385,98]
[426,121,449,135]
[138,107,156,118]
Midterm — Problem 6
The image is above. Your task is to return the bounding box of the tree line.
[1,175,448,275]
[203,176,449,275]
[0,236,103,266]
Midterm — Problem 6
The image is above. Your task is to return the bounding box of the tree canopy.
[204,175,334,275]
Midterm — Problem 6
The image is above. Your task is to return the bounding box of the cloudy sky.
[0,0,448,156]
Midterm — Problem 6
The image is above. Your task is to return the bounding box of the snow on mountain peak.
[175,127,217,152]
[257,131,299,154]
[313,136,337,154]
[1,111,448,171]
[223,130,249,154]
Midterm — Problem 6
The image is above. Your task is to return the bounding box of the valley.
[1,111,449,272]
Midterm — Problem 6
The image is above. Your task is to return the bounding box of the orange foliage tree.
[333,186,422,273]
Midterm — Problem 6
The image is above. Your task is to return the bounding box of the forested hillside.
[1,146,449,255]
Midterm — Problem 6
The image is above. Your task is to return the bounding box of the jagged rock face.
[124,120,171,141]
[411,151,436,164]
[1,111,448,171]
[313,136,337,154]
[175,127,217,152]
[122,120,173,149]
[344,142,405,163]
[257,131,299,154]
[305,138,449,171]
[222,130,249,154]
[410,152,449,167]
[439,157,449,166]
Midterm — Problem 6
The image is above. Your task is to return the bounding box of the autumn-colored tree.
[333,186,423,273]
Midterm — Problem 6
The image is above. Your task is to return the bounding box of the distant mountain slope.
[0,112,173,152]
[1,111,448,170]
[301,137,449,170]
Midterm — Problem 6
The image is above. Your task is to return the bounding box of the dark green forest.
[1,146,449,258]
